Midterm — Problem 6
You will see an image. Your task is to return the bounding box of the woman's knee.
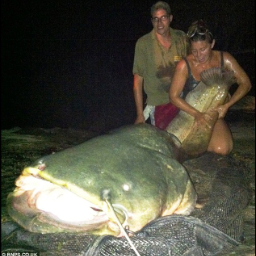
[208,119,233,155]
[214,144,233,155]
[208,140,233,155]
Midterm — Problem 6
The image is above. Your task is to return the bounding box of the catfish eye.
[122,184,130,191]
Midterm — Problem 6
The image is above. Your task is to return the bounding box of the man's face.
[151,9,172,36]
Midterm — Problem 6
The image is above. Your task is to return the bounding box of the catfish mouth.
[11,175,109,231]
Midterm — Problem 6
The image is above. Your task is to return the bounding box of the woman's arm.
[217,52,252,118]
[169,59,199,118]
[169,59,213,127]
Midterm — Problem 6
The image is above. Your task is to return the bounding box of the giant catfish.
[7,124,197,237]
[166,67,235,156]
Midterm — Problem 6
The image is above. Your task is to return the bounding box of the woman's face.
[190,40,215,64]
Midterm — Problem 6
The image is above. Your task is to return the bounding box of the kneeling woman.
[169,20,251,155]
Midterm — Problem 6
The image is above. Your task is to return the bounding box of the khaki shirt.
[133,28,189,106]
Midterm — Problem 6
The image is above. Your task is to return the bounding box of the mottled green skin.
[7,124,196,235]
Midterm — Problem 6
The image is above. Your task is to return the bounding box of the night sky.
[1,0,255,131]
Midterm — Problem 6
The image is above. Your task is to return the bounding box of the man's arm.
[133,73,145,124]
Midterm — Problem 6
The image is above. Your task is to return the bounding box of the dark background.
[1,0,255,132]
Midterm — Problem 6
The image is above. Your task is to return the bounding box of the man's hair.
[151,1,171,16]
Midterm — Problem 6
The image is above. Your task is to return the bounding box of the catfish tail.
[200,67,236,88]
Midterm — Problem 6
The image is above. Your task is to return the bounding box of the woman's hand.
[194,112,213,130]
[215,104,229,119]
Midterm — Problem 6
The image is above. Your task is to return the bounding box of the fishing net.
[2,153,250,256]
